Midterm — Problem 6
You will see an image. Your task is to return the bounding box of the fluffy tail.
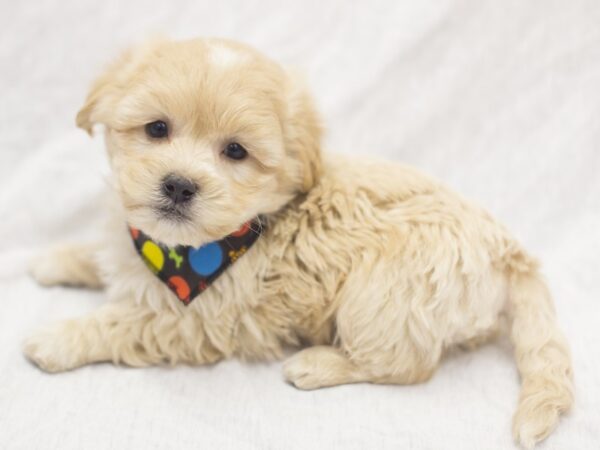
[508,269,574,448]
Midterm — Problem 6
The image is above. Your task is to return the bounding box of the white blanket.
[1,1,599,448]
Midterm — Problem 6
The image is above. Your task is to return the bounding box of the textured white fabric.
[1,1,599,449]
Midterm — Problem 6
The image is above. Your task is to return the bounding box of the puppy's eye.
[223,142,248,160]
[145,121,169,139]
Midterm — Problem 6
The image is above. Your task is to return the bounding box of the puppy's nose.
[161,174,198,205]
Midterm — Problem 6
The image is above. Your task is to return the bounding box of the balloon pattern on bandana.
[129,219,263,305]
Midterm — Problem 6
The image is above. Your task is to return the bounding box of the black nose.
[161,174,198,205]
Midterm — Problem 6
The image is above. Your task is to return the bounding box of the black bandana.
[129,218,263,305]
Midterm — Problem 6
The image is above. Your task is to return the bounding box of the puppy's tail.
[508,267,573,448]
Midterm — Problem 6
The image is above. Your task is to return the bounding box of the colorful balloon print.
[188,242,223,276]
[141,241,164,272]
[230,221,251,237]
[168,276,191,302]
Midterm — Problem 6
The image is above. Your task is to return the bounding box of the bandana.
[129,218,263,305]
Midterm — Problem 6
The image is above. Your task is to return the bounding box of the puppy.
[25,38,573,448]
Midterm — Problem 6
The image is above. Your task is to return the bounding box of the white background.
[1,1,599,449]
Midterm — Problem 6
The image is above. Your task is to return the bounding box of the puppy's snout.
[161,174,198,205]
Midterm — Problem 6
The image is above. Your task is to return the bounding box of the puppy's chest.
[214,238,336,342]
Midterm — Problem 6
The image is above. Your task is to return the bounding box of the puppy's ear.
[76,39,163,135]
[76,49,131,135]
[284,72,323,193]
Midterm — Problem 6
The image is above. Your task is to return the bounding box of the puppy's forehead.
[206,41,250,68]
[152,39,256,73]
[125,39,285,131]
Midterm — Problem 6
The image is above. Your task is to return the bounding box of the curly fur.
[25,37,573,448]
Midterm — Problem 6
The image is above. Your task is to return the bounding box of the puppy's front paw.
[23,325,82,373]
[29,246,81,286]
[29,244,102,288]
[29,250,68,287]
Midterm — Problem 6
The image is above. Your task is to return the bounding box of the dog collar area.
[128,218,264,305]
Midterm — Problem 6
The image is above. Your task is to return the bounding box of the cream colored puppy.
[25,38,572,448]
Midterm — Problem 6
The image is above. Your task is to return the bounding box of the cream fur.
[25,38,573,448]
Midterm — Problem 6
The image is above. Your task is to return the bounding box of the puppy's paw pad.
[23,328,78,373]
[283,351,327,390]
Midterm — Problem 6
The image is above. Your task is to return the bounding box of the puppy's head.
[77,38,321,247]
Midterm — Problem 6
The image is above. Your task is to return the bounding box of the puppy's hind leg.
[284,266,440,390]
[283,342,436,390]
[283,339,436,390]
[30,242,103,288]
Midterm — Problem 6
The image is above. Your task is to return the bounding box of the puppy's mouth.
[154,204,192,222]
